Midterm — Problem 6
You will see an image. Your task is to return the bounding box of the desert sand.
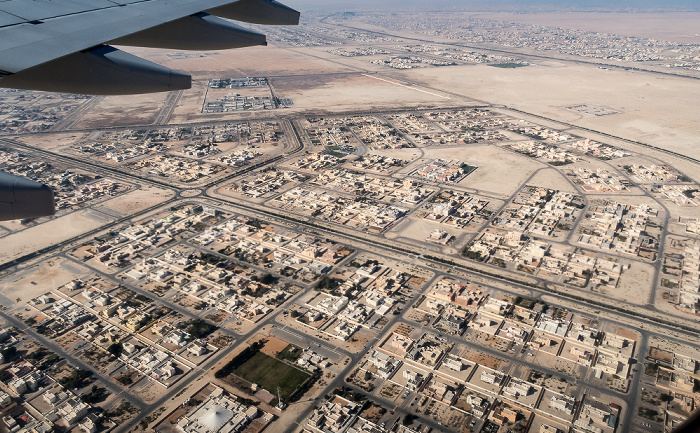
[527,168,579,193]
[0,259,89,306]
[0,185,173,262]
[73,92,170,128]
[391,62,700,159]
[472,12,700,44]
[606,261,655,306]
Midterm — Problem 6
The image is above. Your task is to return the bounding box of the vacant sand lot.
[527,168,578,193]
[449,145,543,197]
[0,211,110,263]
[275,73,458,113]
[157,46,357,80]
[473,12,700,44]
[0,186,173,263]
[0,259,89,306]
[14,132,88,152]
[607,261,655,305]
[73,91,169,128]
[393,63,700,159]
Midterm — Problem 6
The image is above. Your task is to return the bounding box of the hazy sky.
[284,0,700,12]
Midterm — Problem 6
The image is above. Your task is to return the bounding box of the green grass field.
[489,62,528,68]
[276,344,302,362]
[234,351,311,402]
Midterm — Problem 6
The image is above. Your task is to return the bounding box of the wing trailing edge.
[207,0,300,25]
[0,0,299,95]
[111,13,268,50]
[0,45,191,94]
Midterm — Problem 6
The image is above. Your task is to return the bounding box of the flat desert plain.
[393,62,700,159]
[74,22,700,166]
[472,11,700,44]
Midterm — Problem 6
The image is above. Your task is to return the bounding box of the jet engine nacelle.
[0,171,56,221]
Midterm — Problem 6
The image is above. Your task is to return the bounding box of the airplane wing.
[0,0,299,94]
[0,0,299,221]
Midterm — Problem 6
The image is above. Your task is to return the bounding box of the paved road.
[49,96,104,132]
[281,272,443,433]
[0,42,698,433]
[111,284,312,433]
[153,90,184,125]
[0,310,144,408]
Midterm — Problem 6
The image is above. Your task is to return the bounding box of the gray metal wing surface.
[0,0,299,94]
[0,0,299,221]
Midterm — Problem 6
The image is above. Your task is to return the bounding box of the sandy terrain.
[93,185,174,215]
[447,145,542,197]
[584,193,663,210]
[94,45,472,125]
[274,73,458,113]
[392,143,541,199]
[527,167,578,193]
[391,62,700,159]
[472,12,700,44]
[0,185,173,263]
[72,92,169,128]
[258,335,290,356]
[649,335,700,359]
[365,147,423,162]
[667,224,699,239]
[458,347,507,370]
[0,258,89,306]
[154,46,357,80]
[167,79,209,123]
[0,211,112,263]
[606,261,654,305]
[13,132,88,151]
[159,45,367,123]
[655,200,700,224]
[386,217,460,254]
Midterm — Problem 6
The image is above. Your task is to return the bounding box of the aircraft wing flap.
[0,0,233,73]
[0,10,24,27]
[0,0,300,94]
[0,13,160,72]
